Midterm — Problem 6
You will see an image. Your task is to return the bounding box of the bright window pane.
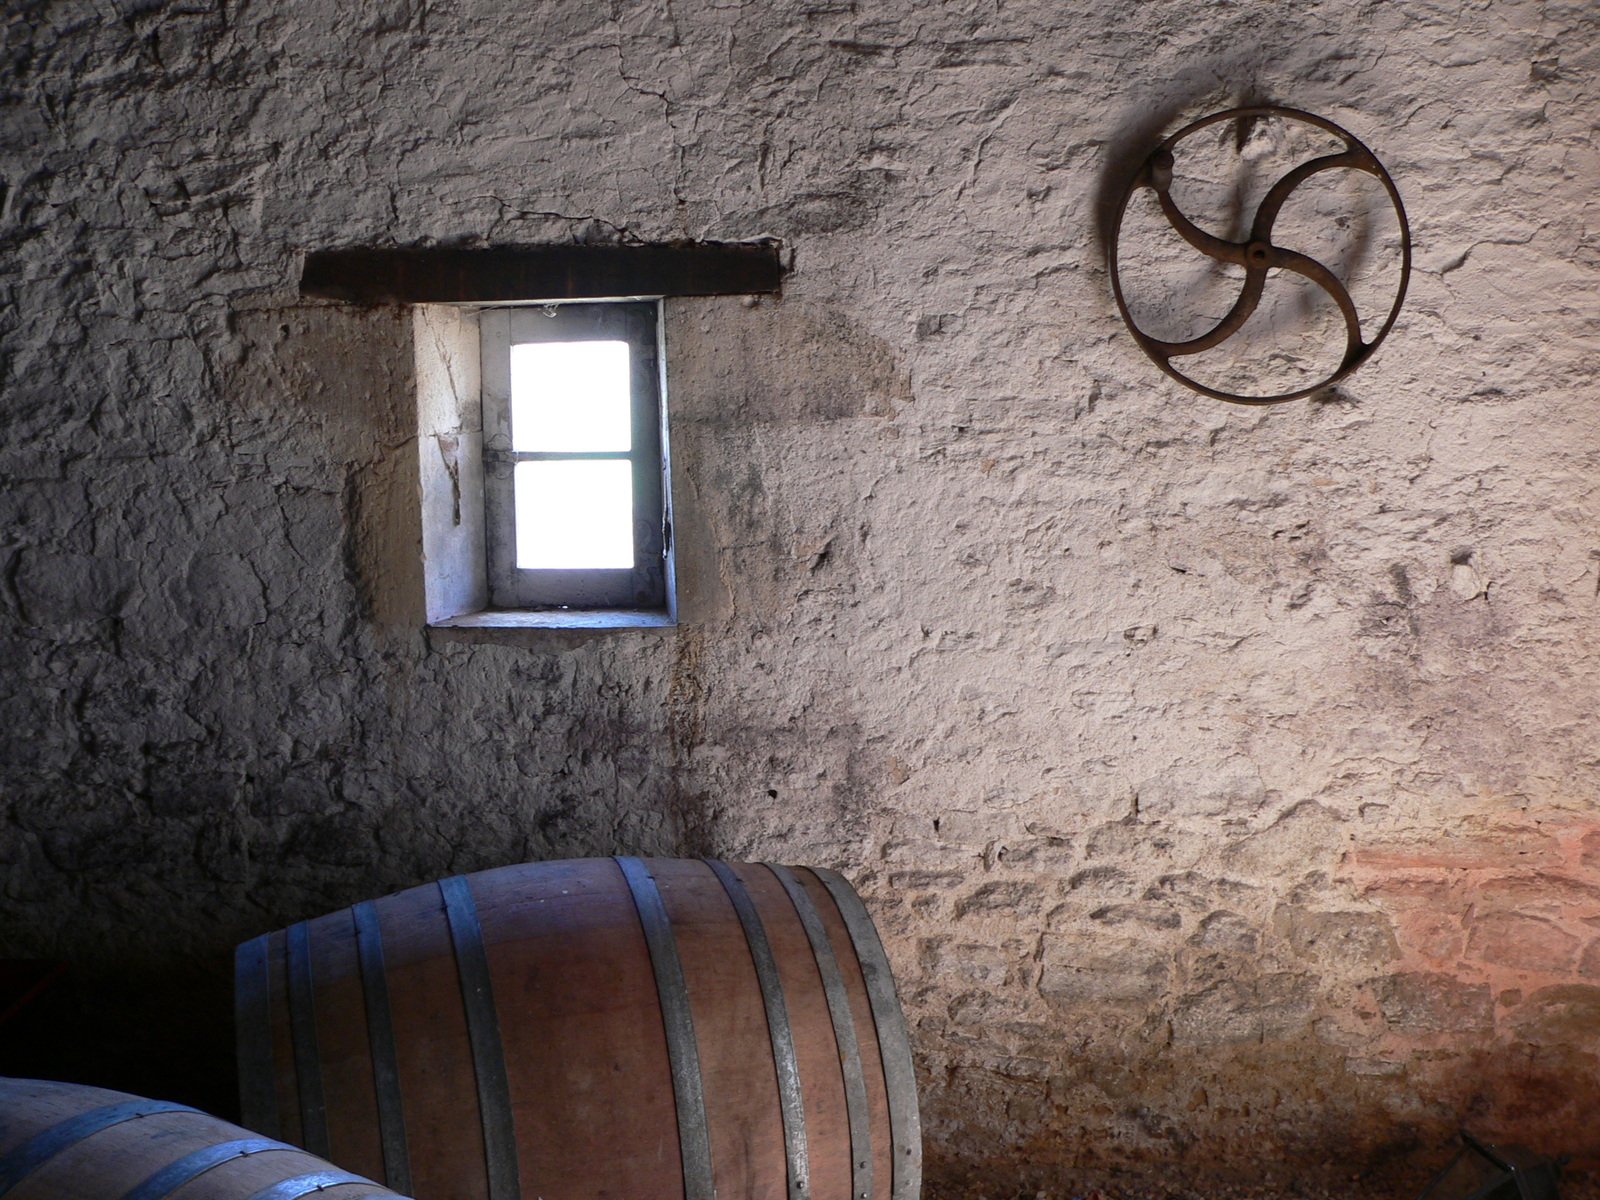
[510,340,631,452]
[514,460,633,569]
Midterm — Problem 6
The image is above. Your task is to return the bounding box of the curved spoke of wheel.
[1152,185,1249,267]
[1251,148,1372,243]
[1142,267,1268,358]
[1272,245,1366,366]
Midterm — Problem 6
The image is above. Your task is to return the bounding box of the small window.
[478,301,671,616]
[382,242,779,631]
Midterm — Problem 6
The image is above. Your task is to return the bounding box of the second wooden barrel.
[0,1077,407,1199]
[235,857,919,1200]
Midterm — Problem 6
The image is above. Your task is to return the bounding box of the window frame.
[478,301,670,615]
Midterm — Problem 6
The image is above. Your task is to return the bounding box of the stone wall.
[3,0,1598,1195]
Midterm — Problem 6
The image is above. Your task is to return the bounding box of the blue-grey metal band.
[120,1137,281,1200]
[285,920,331,1159]
[0,1099,199,1193]
[244,1169,373,1200]
[767,862,874,1200]
[236,933,280,1138]
[704,858,810,1200]
[614,856,714,1200]
[813,868,922,1200]
[353,900,411,1192]
[439,875,520,1200]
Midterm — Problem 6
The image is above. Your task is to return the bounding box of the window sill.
[431,609,676,631]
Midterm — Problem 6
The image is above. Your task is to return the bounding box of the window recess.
[298,240,783,632]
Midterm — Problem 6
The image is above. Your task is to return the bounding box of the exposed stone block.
[948,988,1032,1028]
[1505,983,1600,1044]
[1395,910,1465,965]
[1171,981,1261,1046]
[880,837,975,868]
[1253,972,1318,1038]
[954,880,1042,918]
[996,836,1075,869]
[1083,820,1176,861]
[1184,951,1246,993]
[1464,911,1580,973]
[1350,874,1456,907]
[1066,865,1137,896]
[1278,905,1400,967]
[1089,903,1181,930]
[1189,911,1259,954]
[919,936,1029,987]
[1038,934,1170,1007]
[1476,871,1600,911]
[1141,872,1210,909]
[1172,971,1317,1046]
[887,869,968,891]
[1221,801,1346,875]
[181,552,270,628]
[1346,829,1565,874]
[1375,971,1494,1034]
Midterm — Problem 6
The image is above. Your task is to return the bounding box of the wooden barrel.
[0,1077,408,1199]
[235,858,919,1200]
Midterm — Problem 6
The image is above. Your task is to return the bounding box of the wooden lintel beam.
[300,242,785,304]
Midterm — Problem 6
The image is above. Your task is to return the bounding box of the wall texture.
[3,0,1599,1195]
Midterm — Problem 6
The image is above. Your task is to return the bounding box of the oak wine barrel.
[0,1077,409,1199]
[235,857,919,1200]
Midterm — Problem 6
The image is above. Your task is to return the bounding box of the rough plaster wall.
[2,0,1599,1195]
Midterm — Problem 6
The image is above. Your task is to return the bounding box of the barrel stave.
[476,857,682,1200]
[737,860,855,1200]
[261,931,301,1151]
[0,1078,131,1149]
[306,908,386,1184]
[651,857,788,1200]
[373,878,488,1200]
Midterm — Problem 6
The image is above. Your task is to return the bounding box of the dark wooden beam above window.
[300,241,785,304]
